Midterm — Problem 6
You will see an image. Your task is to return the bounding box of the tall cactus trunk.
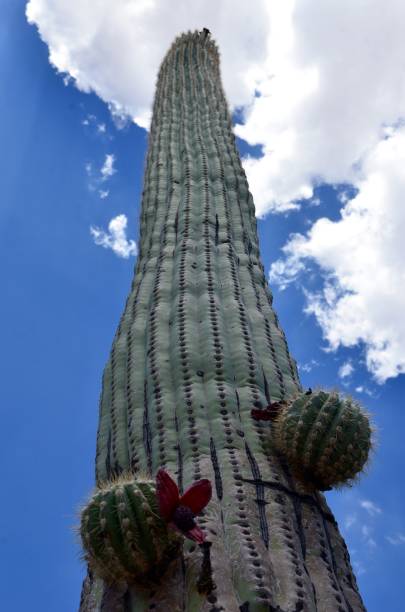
[79,31,366,612]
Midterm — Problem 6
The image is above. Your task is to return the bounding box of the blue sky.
[2,1,405,610]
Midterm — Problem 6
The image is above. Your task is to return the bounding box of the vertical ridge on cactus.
[79,30,368,611]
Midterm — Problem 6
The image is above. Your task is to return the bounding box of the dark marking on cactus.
[143,380,153,476]
[302,470,332,491]
[235,389,241,421]
[262,367,271,404]
[241,478,337,525]
[320,513,354,612]
[311,581,318,608]
[210,437,223,500]
[111,463,124,480]
[123,588,131,612]
[277,453,307,559]
[215,214,219,246]
[197,541,216,594]
[174,208,179,241]
[105,430,112,480]
[100,583,127,611]
[291,494,306,558]
[180,553,187,612]
[174,414,183,494]
[244,443,269,548]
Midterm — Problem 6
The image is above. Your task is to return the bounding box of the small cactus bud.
[273,390,373,490]
[80,476,182,585]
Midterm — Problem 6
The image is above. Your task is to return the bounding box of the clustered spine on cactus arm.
[251,389,373,491]
[79,469,212,586]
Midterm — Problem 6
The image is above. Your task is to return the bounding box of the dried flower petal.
[156,468,180,521]
[156,468,212,543]
[180,479,212,515]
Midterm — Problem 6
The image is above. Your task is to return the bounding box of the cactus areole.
[79,31,367,611]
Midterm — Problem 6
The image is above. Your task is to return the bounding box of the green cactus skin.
[80,31,367,612]
[80,475,182,586]
[273,390,372,490]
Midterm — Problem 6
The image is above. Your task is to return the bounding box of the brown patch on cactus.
[196,542,216,594]
[251,401,286,422]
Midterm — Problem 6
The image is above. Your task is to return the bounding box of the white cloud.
[386,533,405,546]
[26,0,405,209]
[338,361,354,379]
[270,128,405,383]
[234,1,405,214]
[355,386,375,398]
[26,0,269,129]
[85,155,116,192]
[100,154,116,180]
[361,525,377,548]
[298,359,319,373]
[344,514,357,530]
[26,1,405,382]
[352,559,366,577]
[90,214,137,258]
[360,500,382,518]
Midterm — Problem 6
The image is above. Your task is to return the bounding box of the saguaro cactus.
[79,31,366,612]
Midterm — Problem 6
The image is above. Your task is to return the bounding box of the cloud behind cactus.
[25,0,405,381]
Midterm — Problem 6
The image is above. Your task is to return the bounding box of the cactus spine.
[79,31,367,611]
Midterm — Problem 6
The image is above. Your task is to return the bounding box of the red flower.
[156,468,212,544]
[251,401,284,421]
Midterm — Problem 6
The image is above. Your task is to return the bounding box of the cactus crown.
[80,475,182,585]
[273,389,373,490]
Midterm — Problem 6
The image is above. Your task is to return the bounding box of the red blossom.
[156,468,212,543]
